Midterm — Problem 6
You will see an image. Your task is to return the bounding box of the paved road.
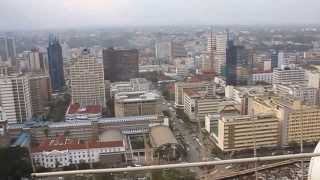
[160,98,205,174]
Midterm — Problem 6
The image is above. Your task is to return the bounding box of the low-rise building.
[8,115,162,142]
[253,96,320,146]
[252,72,273,84]
[183,89,234,122]
[274,83,318,105]
[175,81,215,108]
[31,135,125,168]
[212,105,279,151]
[114,91,160,117]
[65,103,102,121]
[272,66,305,85]
[110,78,151,98]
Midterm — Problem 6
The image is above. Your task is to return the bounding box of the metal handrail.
[32,152,320,177]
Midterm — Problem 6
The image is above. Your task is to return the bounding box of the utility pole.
[300,101,304,179]
[251,108,258,180]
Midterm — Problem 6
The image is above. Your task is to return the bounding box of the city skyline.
[1,0,320,30]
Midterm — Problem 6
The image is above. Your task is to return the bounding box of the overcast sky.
[0,0,319,30]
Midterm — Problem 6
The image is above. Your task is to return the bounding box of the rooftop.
[150,125,178,148]
[66,103,102,115]
[8,115,159,129]
[115,91,160,102]
[32,135,124,153]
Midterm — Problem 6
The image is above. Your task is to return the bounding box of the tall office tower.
[226,40,251,86]
[6,37,16,64]
[70,49,106,107]
[0,74,32,124]
[271,50,279,69]
[47,36,65,92]
[27,48,41,72]
[155,42,170,61]
[278,51,284,67]
[215,33,228,75]
[0,37,16,65]
[39,52,49,73]
[28,74,52,117]
[103,47,139,82]
[0,37,8,62]
[204,30,228,74]
[170,41,187,62]
[205,30,216,72]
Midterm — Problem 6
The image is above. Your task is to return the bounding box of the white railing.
[32,152,320,178]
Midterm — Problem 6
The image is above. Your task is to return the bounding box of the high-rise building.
[155,42,170,61]
[28,74,52,117]
[6,37,16,63]
[203,30,228,74]
[0,74,32,124]
[70,49,106,107]
[271,50,279,69]
[226,40,252,85]
[27,48,42,72]
[203,30,216,73]
[47,36,65,92]
[0,37,8,62]
[170,41,187,62]
[103,47,139,82]
[0,37,16,65]
[26,49,48,73]
[215,33,228,74]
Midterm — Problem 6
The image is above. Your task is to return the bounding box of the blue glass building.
[226,40,251,86]
[271,50,279,69]
[47,36,65,92]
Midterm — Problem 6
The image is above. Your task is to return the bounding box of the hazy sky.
[0,0,319,30]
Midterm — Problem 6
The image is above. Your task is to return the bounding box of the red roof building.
[65,103,102,120]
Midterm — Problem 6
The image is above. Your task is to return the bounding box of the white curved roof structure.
[309,141,320,180]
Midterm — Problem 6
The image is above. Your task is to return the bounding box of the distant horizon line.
[1,23,320,32]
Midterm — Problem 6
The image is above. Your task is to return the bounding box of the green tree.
[152,169,195,180]
[0,146,33,180]
[43,128,49,137]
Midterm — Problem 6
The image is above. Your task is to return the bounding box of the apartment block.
[0,74,32,124]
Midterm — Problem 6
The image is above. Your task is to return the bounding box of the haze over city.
[3,1,320,180]
[1,0,320,30]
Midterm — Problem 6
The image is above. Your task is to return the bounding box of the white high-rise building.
[214,33,228,74]
[203,31,227,74]
[70,49,106,107]
[204,31,216,72]
[27,49,41,72]
[0,74,32,124]
[0,37,16,64]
